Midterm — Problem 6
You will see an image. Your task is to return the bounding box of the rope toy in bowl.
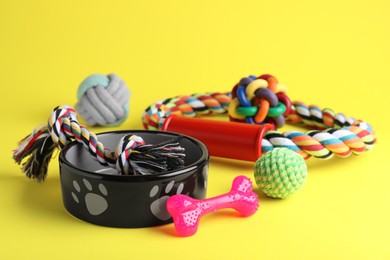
[13,105,185,181]
[142,74,376,197]
[75,73,130,126]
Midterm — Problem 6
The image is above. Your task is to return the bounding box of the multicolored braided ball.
[254,148,308,199]
[228,74,290,128]
[75,73,130,127]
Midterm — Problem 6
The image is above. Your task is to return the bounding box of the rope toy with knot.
[142,74,376,161]
[228,74,291,129]
[13,106,185,182]
[75,73,130,126]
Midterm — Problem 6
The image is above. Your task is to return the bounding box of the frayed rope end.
[128,136,186,175]
[13,124,56,182]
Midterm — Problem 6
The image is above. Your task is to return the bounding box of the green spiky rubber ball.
[254,148,308,199]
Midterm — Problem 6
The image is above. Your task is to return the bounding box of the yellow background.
[1,0,389,259]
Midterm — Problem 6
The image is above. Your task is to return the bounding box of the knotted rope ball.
[75,73,130,126]
[254,148,308,199]
[228,74,291,129]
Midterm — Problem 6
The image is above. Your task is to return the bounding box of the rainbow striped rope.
[14,106,185,181]
[142,75,376,160]
[142,92,231,130]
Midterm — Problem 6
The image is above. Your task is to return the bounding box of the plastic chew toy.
[75,73,130,127]
[142,74,376,161]
[13,105,185,181]
[254,148,308,199]
[166,175,259,236]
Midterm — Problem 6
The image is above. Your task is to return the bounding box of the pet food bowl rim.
[59,130,209,181]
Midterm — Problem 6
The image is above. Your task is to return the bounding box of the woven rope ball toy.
[75,73,130,126]
[254,148,308,199]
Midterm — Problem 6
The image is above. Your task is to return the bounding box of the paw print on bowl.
[149,181,184,221]
[72,178,108,216]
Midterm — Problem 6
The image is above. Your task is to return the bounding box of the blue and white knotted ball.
[75,73,130,126]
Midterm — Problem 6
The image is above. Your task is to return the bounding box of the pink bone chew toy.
[166,175,259,236]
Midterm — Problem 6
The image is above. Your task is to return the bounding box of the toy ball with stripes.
[75,73,130,127]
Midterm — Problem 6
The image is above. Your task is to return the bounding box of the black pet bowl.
[59,130,209,228]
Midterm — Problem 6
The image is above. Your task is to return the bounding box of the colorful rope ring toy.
[142,74,376,161]
[142,74,377,198]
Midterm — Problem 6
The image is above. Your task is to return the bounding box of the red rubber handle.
[161,115,274,161]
